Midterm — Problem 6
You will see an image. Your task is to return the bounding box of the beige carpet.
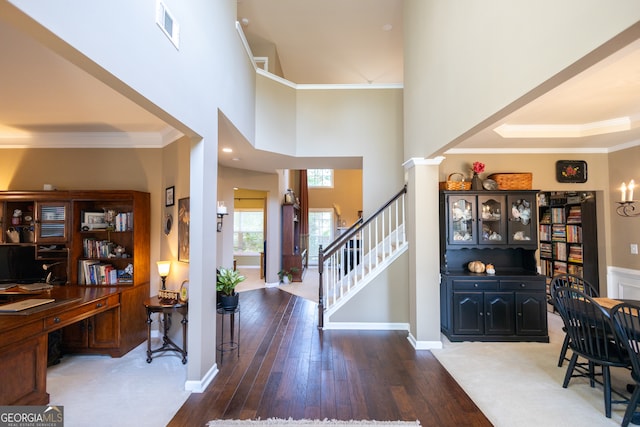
[236,267,319,303]
[431,311,632,426]
[207,419,420,426]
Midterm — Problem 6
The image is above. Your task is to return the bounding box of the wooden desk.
[0,284,148,405]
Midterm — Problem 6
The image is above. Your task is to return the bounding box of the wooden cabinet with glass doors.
[439,190,547,342]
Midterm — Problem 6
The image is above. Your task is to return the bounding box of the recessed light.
[232,158,241,161]
[382,24,393,31]
[222,148,233,153]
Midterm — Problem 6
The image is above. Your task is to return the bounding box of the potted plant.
[216,267,245,310]
[277,267,299,284]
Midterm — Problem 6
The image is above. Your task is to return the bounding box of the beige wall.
[157,138,191,293]
[0,147,167,292]
[308,169,362,226]
[609,146,640,270]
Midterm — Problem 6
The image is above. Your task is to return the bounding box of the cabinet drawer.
[451,280,498,290]
[500,279,545,291]
[44,294,120,330]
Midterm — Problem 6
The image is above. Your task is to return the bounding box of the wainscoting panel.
[608,266,640,299]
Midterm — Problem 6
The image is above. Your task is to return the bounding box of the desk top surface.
[0,285,121,329]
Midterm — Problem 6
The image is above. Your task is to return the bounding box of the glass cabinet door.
[507,194,537,246]
[478,195,506,245]
[448,195,477,245]
[37,202,69,242]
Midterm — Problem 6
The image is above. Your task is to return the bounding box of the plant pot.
[282,276,290,284]
[219,293,239,311]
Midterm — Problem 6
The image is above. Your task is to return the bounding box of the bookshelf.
[0,190,150,358]
[538,191,599,290]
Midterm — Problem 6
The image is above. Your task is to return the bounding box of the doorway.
[233,189,267,274]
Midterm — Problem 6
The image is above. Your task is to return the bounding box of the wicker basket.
[487,173,532,190]
[440,172,472,191]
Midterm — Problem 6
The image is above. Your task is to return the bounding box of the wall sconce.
[157,260,171,290]
[617,180,639,217]
[217,201,228,232]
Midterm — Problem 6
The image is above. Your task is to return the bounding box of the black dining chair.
[611,302,640,427]
[553,286,629,418]
[550,274,600,367]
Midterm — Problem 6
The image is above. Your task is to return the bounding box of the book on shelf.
[539,224,551,241]
[553,261,568,275]
[540,242,553,258]
[551,207,566,223]
[114,212,133,232]
[553,242,567,261]
[568,245,583,263]
[566,206,582,224]
[78,260,119,285]
[551,224,566,241]
[567,264,584,277]
[566,225,582,243]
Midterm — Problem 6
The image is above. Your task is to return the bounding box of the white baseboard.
[322,321,409,331]
[607,266,640,299]
[184,363,219,393]
[407,332,443,350]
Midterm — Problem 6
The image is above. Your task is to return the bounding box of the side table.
[145,296,188,364]
[217,305,240,363]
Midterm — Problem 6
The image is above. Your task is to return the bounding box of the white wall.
[4,0,258,388]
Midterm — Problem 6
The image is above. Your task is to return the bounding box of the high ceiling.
[0,2,639,174]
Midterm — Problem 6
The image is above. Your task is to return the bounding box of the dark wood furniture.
[281,203,306,281]
[538,191,599,293]
[439,190,548,342]
[0,190,150,405]
[216,305,240,363]
[145,296,188,364]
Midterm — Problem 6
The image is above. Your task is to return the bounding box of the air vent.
[156,1,180,49]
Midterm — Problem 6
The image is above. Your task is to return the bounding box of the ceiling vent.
[156,1,180,49]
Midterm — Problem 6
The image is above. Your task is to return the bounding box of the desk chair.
[550,274,599,367]
[554,287,629,418]
[611,302,640,427]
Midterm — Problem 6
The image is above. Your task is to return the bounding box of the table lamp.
[157,261,171,290]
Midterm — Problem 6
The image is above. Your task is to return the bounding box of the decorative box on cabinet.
[439,190,548,342]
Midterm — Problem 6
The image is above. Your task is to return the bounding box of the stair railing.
[317,185,407,328]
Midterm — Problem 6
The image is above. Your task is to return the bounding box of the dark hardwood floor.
[168,288,491,426]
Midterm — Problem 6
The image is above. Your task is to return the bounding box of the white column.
[404,157,444,349]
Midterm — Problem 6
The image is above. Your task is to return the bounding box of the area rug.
[207,419,420,426]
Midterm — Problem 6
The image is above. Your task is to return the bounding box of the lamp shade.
[156,260,171,277]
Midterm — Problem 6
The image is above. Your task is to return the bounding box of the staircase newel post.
[318,244,324,329]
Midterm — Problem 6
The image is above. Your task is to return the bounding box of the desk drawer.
[500,279,545,291]
[451,280,498,290]
[44,294,119,330]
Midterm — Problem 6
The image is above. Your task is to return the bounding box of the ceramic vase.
[471,173,482,190]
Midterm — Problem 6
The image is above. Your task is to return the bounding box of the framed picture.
[178,197,190,263]
[165,186,175,207]
[81,211,107,230]
[556,160,587,183]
